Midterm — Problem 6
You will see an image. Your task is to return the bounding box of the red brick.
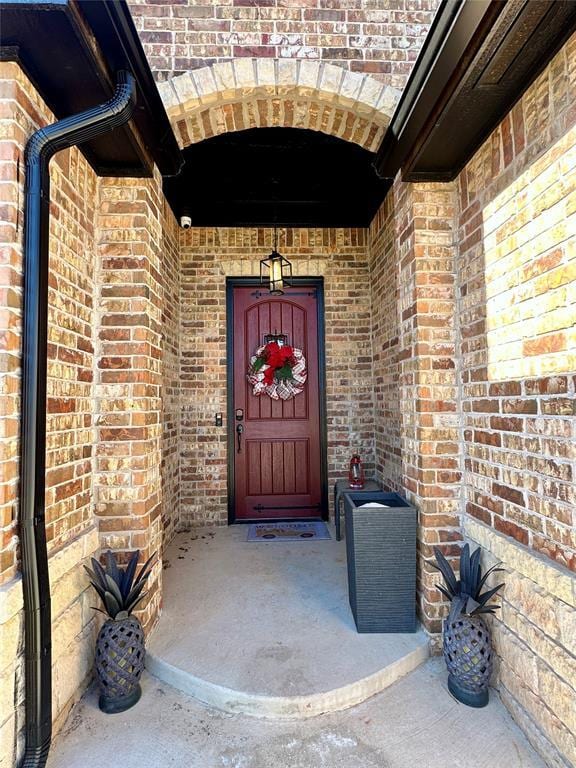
[494,517,529,546]
[493,483,525,507]
[488,381,522,396]
[524,376,567,395]
[490,416,523,432]
[502,399,538,414]
[540,398,576,416]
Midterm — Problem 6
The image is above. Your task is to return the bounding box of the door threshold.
[231,516,327,525]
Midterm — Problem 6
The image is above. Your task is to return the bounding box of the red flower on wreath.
[261,342,296,385]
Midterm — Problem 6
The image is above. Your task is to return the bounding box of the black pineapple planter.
[85,549,155,715]
[443,613,493,707]
[95,615,145,713]
[432,544,504,709]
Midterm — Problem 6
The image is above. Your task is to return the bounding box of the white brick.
[277,59,298,88]
[298,60,320,90]
[192,67,218,103]
[170,72,199,107]
[212,62,236,92]
[156,80,180,112]
[319,63,343,97]
[255,59,276,89]
[339,71,364,105]
[233,59,256,89]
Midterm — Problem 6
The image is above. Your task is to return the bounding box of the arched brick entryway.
[157,58,404,599]
[157,59,399,150]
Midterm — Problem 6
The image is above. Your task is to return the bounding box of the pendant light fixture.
[260,224,292,295]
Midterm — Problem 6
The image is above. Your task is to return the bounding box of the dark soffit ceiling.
[375,0,576,182]
[163,128,391,228]
[0,0,182,177]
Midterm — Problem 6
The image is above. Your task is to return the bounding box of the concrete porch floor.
[146,526,429,717]
[46,659,546,768]
[47,526,546,768]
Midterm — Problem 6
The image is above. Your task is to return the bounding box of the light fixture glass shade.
[260,249,292,295]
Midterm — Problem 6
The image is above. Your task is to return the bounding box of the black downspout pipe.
[19,71,136,768]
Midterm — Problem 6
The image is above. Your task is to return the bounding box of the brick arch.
[157,60,400,152]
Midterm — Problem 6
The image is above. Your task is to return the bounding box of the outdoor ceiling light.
[260,225,292,295]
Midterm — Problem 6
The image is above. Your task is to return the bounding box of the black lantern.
[260,226,292,295]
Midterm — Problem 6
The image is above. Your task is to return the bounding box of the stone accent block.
[0,527,100,766]
[465,518,575,607]
[164,59,396,150]
[500,680,574,768]
[467,521,576,766]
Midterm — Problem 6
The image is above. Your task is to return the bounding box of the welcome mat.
[247,522,331,541]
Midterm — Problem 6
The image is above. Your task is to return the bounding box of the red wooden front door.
[231,285,323,521]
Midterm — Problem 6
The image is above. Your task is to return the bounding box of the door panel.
[232,285,323,520]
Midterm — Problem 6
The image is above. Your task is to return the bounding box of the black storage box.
[343,491,417,633]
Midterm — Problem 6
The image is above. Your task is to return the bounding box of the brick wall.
[160,201,181,544]
[128,0,440,88]
[0,62,182,765]
[135,0,441,158]
[456,35,576,767]
[369,32,576,766]
[0,64,26,585]
[458,37,576,572]
[45,124,98,556]
[0,62,101,765]
[179,226,375,525]
[368,195,402,491]
[1,9,574,768]
[0,65,98,585]
[369,179,462,634]
[370,31,576,768]
[94,172,169,632]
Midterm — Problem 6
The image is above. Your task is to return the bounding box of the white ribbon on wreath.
[247,346,307,401]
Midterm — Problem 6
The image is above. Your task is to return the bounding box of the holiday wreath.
[247,341,307,400]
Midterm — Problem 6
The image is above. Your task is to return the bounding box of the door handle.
[236,423,244,453]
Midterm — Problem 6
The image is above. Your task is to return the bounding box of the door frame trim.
[226,277,328,525]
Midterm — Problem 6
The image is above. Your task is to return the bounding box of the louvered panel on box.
[343,492,417,633]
